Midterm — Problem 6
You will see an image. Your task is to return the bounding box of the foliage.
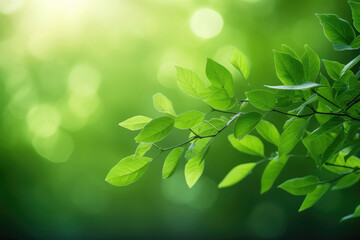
[112,1,360,222]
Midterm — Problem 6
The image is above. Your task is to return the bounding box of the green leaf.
[119,116,152,131]
[218,163,257,188]
[323,60,354,82]
[301,45,320,82]
[206,58,235,97]
[174,111,205,129]
[273,50,304,85]
[282,44,300,60]
[190,118,226,136]
[200,86,236,110]
[349,1,360,32]
[265,82,322,90]
[304,117,344,142]
[153,93,176,116]
[185,155,205,188]
[228,134,264,157]
[324,152,360,174]
[279,118,308,157]
[175,66,205,98]
[299,183,330,212]
[320,130,346,167]
[105,155,151,186]
[332,173,360,190]
[256,119,280,146]
[135,116,174,143]
[261,155,289,194]
[233,112,262,139]
[278,175,319,196]
[340,204,360,222]
[162,147,183,179]
[316,14,355,45]
[246,90,277,110]
[134,143,152,158]
[302,134,334,167]
[185,138,212,160]
[231,49,250,80]
[341,55,360,77]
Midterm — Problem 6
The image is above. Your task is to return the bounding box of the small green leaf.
[341,55,360,77]
[332,173,360,190]
[231,49,250,80]
[206,58,235,97]
[256,119,280,146]
[349,1,360,32]
[174,111,205,129]
[176,66,205,98]
[119,116,152,131]
[135,116,174,143]
[265,82,322,90]
[153,93,176,116]
[322,60,354,83]
[246,90,277,110]
[233,112,262,139]
[299,183,330,212]
[185,155,205,188]
[302,134,334,167]
[340,204,360,222]
[261,155,289,194]
[162,147,183,179]
[218,163,257,188]
[316,14,355,45]
[134,143,152,158]
[106,155,151,186]
[282,44,300,60]
[278,175,319,195]
[200,86,236,110]
[273,50,304,85]
[301,45,320,82]
[228,134,264,157]
[279,118,308,157]
[324,152,360,174]
[304,117,344,142]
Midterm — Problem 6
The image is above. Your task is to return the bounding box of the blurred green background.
[0,0,359,239]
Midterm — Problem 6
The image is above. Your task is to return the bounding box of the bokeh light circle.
[190,8,223,39]
[27,104,61,138]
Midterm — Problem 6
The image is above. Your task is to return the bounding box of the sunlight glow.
[190,8,223,39]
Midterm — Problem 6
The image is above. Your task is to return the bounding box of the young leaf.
[278,175,319,195]
[174,111,205,129]
[153,93,176,116]
[175,66,205,98]
[299,183,330,212]
[119,116,152,131]
[261,155,289,194]
[304,117,343,142]
[301,45,320,82]
[233,112,262,139]
[316,14,355,45]
[265,82,322,90]
[162,147,183,179]
[324,152,360,174]
[282,44,300,60]
[228,134,264,157]
[246,90,277,110]
[279,118,308,157]
[273,50,304,85]
[332,173,360,191]
[200,86,236,110]
[105,155,151,186]
[256,119,280,146]
[185,155,205,188]
[206,58,235,97]
[340,204,360,222]
[218,163,257,188]
[135,116,175,143]
[323,60,349,81]
[134,143,152,158]
[231,49,250,80]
